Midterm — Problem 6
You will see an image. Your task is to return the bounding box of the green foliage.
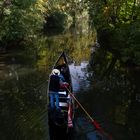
[45,0,89,35]
[88,0,140,138]
[88,0,140,66]
[0,0,46,48]
[44,10,68,35]
[88,0,140,28]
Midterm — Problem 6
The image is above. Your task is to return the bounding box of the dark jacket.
[49,74,60,92]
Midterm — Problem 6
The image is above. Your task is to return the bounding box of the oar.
[65,86,113,140]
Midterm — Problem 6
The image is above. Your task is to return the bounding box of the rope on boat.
[65,86,113,140]
[68,103,73,128]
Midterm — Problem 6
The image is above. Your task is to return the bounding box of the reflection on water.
[0,34,94,140]
[69,61,110,140]
[1,33,137,140]
[69,61,90,93]
[68,58,136,140]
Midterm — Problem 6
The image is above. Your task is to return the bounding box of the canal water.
[69,61,110,140]
[1,35,137,140]
[69,60,131,140]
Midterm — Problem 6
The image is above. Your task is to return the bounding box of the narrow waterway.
[1,35,138,140]
[69,60,131,140]
[69,61,108,140]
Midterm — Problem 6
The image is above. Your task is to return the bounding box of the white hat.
[52,69,60,75]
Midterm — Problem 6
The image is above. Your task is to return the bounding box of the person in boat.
[49,69,61,111]
[59,66,70,89]
[59,71,65,82]
[60,65,70,81]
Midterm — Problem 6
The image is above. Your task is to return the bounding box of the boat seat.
[58,91,70,110]
[58,91,67,95]
[59,102,68,107]
[58,91,68,97]
[59,95,70,99]
[59,95,70,104]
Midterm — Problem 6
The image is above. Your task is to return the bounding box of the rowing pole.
[65,86,113,140]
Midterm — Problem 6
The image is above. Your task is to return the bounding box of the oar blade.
[92,120,102,131]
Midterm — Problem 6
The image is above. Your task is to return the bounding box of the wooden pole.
[65,86,113,140]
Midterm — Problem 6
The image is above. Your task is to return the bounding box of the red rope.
[68,103,73,128]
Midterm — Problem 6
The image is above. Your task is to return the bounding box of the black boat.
[47,52,74,140]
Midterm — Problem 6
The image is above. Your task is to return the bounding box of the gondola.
[47,52,74,140]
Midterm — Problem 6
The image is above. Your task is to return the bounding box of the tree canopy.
[87,0,140,66]
[0,0,46,49]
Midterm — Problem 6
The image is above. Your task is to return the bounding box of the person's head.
[61,66,67,73]
[61,67,65,72]
[52,69,60,75]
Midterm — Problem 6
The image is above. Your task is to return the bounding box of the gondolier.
[49,69,61,111]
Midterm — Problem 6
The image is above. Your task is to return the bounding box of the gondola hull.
[47,52,74,140]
